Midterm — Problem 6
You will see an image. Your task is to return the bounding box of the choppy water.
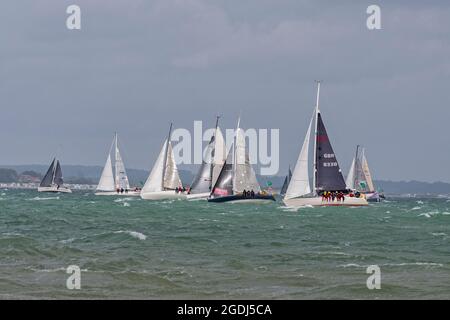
[0,189,449,299]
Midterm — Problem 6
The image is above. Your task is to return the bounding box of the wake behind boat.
[208,117,275,204]
[186,116,227,201]
[37,158,72,193]
[346,145,384,202]
[283,81,368,208]
[140,123,186,200]
[95,133,140,196]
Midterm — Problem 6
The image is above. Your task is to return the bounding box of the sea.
[0,189,449,299]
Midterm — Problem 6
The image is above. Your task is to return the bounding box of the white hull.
[140,190,186,200]
[186,192,210,200]
[95,191,140,196]
[283,195,368,208]
[37,186,72,193]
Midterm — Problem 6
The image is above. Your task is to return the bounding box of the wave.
[113,197,137,203]
[410,206,421,211]
[418,211,439,218]
[114,230,147,240]
[27,196,60,201]
[339,262,444,268]
[123,202,130,207]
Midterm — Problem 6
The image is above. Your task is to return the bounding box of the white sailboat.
[346,145,384,202]
[208,117,275,204]
[95,133,140,196]
[140,123,185,200]
[283,81,368,208]
[37,158,72,193]
[186,116,226,200]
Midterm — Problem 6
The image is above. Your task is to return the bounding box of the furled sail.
[285,115,313,199]
[97,154,115,191]
[40,158,56,188]
[315,113,346,192]
[233,128,260,193]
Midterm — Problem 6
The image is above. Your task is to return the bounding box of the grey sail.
[315,113,346,192]
[40,158,56,187]
[190,137,214,194]
[54,160,64,186]
[211,148,234,197]
[280,167,292,196]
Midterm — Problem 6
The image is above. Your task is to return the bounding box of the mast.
[353,145,360,190]
[161,123,173,190]
[312,80,321,195]
[209,115,220,186]
[232,115,241,193]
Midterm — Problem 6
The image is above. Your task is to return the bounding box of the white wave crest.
[114,230,147,240]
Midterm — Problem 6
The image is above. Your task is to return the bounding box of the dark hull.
[208,194,276,203]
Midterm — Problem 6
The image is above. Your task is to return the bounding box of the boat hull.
[283,195,368,207]
[140,190,186,200]
[95,191,140,197]
[208,194,276,204]
[365,192,382,202]
[186,192,210,200]
[37,186,72,194]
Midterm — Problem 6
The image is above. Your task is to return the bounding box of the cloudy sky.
[0,0,449,182]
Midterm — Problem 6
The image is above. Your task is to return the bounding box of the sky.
[0,0,449,182]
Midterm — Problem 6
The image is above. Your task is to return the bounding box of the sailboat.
[346,145,384,202]
[140,123,185,200]
[37,158,72,193]
[186,116,227,200]
[208,117,276,203]
[280,166,292,197]
[283,81,368,207]
[95,133,140,196]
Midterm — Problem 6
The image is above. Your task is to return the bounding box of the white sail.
[163,142,182,190]
[97,154,115,191]
[345,157,355,190]
[233,127,260,193]
[362,153,375,192]
[284,115,313,199]
[115,139,130,190]
[141,140,167,193]
[211,127,226,187]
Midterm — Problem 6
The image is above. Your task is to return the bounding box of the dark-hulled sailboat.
[208,118,275,203]
[283,81,367,207]
[37,158,72,193]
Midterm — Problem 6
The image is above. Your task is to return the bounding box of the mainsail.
[211,127,226,187]
[54,161,64,186]
[40,158,56,188]
[211,148,234,197]
[190,136,214,194]
[233,127,261,193]
[315,113,346,192]
[163,142,182,190]
[362,152,375,192]
[345,157,356,190]
[115,136,130,190]
[141,124,182,193]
